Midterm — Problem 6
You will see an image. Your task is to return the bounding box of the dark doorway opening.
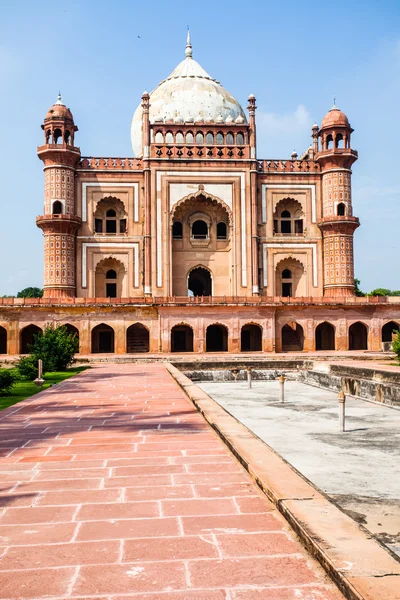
[20,325,42,354]
[0,326,7,354]
[192,220,208,239]
[315,322,335,350]
[171,325,194,352]
[282,322,304,351]
[106,283,117,298]
[241,324,262,352]
[206,324,228,352]
[382,321,399,343]
[282,283,292,297]
[188,267,212,297]
[126,324,150,353]
[91,324,115,353]
[349,322,368,350]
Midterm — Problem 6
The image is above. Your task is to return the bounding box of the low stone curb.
[164,362,400,600]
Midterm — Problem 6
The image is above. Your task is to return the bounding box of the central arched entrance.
[171,191,232,296]
[206,324,228,352]
[171,325,194,352]
[188,267,212,297]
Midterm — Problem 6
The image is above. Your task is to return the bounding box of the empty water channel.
[180,364,400,559]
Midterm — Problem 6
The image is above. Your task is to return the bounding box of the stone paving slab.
[0,364,342,599]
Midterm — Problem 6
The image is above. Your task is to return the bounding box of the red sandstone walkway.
[0,364,343,600]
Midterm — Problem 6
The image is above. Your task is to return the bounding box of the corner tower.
[316,104,360,297]
[36,94,81,298]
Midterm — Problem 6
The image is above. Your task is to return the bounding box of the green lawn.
[0,367,88,411]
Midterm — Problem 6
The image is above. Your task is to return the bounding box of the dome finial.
[55,91,64,105]
[331,95,338,110]
[185,27,193,58]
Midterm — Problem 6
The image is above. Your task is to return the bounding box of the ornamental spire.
[185,28,193,58]
[55,91,64,106]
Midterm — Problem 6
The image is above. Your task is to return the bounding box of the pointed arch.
[91,323,114,353]
[206,323,228,352]
[171,323,194,352]
[275,257,306,297]
[382,321,399,343]
[282,322,304,352]
[187,265,212,296]
[20,324,43,354]
[170,188,233,226]
[349,322,368,350]
[0,326,7,354]
[315,321,335,350]
[126,323,150,353]
[241,323,262,352]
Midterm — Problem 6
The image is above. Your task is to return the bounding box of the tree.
[368,288,391,297]
[354,279,365,297]
[17,287,43,298]
[0,370,17,394]
[393,330,400,364]
[29,324,79,372]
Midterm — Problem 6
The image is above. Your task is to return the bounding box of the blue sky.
[0,0,399,294]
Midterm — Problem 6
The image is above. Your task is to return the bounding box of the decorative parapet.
[78,157,143,170]
[150,145,249,160]
[0,295,397,307]
[257,159,320,173]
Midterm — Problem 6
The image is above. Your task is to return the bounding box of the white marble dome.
[131,33,247,157]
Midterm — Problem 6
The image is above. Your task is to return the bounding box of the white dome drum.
[131,32,247,157]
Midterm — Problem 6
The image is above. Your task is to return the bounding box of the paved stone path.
[0,364,343,599]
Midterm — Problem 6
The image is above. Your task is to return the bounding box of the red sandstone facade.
[0,35,399,355]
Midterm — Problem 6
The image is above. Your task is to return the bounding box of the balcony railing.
[257,159,320,173]
[78,157,143,170]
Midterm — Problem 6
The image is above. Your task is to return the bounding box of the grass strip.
[0,367,88,411]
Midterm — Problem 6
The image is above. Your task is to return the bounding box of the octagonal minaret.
[36,94,81,298]
[316,104,360,297]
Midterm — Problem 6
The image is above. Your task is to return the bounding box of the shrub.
[0,370,17,394]
[393,330,400,364]
[17,356,39,380]
[30,324,79,372]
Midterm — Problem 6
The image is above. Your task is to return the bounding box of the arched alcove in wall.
[349,322,368,350]
[188,266,212,297]
[171,325,194,352]
[91,324,115,353]
[206,324,228,352]
[315,322,335,350]
[275,258,306,297]
[0,326,7,354]
[95,257,126,298]
[382,321,399,343]
[170,189,232,296]
[20,325,43,354]
[241,324,262,351]
[282,322,304,351]
[126,324,150,353]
